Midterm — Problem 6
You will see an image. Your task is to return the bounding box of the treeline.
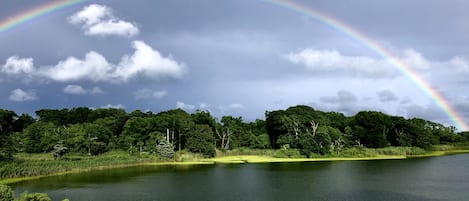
[1,105,468,161]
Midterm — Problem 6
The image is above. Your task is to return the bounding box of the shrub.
[0,184,14,201]
[17,192,51,201]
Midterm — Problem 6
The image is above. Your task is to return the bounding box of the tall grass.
[0,150,154,180]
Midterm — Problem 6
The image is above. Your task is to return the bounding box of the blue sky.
[1,0,469,129]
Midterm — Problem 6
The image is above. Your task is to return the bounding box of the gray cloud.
[9,89,37,102]
[134,88,167,100]
[377,90,399,102]
[320,90,357,104]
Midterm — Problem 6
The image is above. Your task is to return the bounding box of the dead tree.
[310,120,319,137]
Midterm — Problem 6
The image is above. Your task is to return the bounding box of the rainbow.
[0,0,466,130]
[0,0,89,33]
[261,0,468,131]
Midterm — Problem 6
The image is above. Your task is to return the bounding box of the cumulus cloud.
[13,41,185,83]
[1,56,35,75]
[101,104,125,109]
[113,41,185,81]
[9,89,37,102]
[63,85,87,95]
[63,85,104,95]
[69,4,138,37]
[134,88,167,100]
[285,48,469,78]
[377,90,399,102]
[176,101,195,110]
[286,49,397,77]
[43,51,112,82]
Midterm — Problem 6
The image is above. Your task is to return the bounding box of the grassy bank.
[1,146,468,185]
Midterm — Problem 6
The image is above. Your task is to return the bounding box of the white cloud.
[63,85,104,95]
[63,85,87,95]
[199,103,209,109]
[450,57,469,73]
[9,89,37,102]
[86,20,138,37]
[37,41,184,83]
[176,101,195,110]
[42,51,112,82]
[114,41,185,81]
[134,88,167,100]
[68,4,110,26]
[69,4,138,37]
[402,49,430,69]
[377,90,399,102]
[1,56,35,75]
[101,104,125,109]
[286,48,397,77]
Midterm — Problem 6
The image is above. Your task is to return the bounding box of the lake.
[11,154,469,201]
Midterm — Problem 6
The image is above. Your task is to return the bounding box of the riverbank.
[1,147,469,185]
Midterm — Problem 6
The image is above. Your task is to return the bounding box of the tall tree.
[0,109,16,161]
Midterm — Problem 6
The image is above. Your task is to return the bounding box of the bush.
[273,145,303,158]
[0,184,14,201]
[17,192,51,201]
[156,141,175,159]
[174,150,204,162]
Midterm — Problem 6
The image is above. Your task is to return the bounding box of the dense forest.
[1,105,468,162]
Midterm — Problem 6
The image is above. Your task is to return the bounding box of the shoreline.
[2,150,468,185]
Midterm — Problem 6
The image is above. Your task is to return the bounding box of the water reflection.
[11,154,469,201]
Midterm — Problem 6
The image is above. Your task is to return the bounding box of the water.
[11,154,469,201]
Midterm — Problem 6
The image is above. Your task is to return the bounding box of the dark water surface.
[11,154,469,201]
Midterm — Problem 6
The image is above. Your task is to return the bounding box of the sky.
[1,0,469,130]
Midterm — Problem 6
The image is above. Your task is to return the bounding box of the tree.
[352,111,392,148]
[0,110,16,161]
[12,113,35,132]
[186,124,215,157]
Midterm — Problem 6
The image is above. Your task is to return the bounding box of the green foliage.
[17,192,51,201]
[186,124,215,157]
[0,109,16,162]
[0,184,14,201]
[156,140,175,159]
[273,144,302,158]
[0,103,464,176]
[174,150,205,162]
[352,111,392,148]
[0,185,54,201]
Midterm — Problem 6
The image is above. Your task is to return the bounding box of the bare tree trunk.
[179,134,182,151]
[166,128,170,144]
[172,129,175,144]
[310,121,319,137]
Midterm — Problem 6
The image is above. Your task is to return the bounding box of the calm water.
[11,154,469,201]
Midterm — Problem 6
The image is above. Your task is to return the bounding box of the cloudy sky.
[1,0,468,130]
